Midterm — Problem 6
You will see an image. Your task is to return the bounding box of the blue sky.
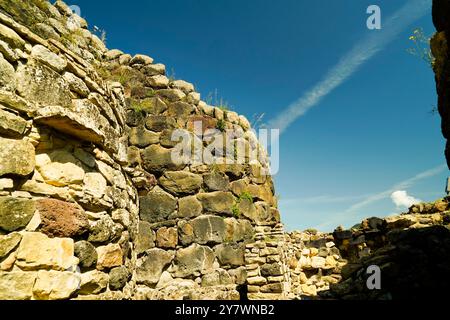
[72,0,446,231]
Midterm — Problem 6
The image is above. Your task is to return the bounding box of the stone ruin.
[0,0,450,300]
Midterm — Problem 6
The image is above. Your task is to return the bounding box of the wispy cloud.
[315,164,447,230]
[267,0,431,133]
[280,193,371,205]
[391,190,422,208]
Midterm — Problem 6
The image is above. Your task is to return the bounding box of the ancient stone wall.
[0,0,280,300]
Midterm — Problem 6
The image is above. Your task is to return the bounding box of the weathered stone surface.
[159,171,202,195]
[140,187,177,223]
[31,45,67,73]
[96,243,123,270]
[35,103,120,154]
[0,23,25,49]
[109,266,129,291]
[16,232,76,271]
[173,244,215,278]
[0,137,35,177]
[192,215,226,245]
[37,150,85,187]
[204,172,230,191]
[186,92,201,105]
[197,192,235,215]
[136,221,155,255]
[104,49,123,60]
[201,269,232,287]
[63,72,90,97]
[0,232,21,259]
[88,215,122,243]
[224,218,253,242]
[83,172,107,199]
[261,263,283,277]
[74,241,98,269]
[167,101,194,118]
[33,270,80,300]
[237,198,257,221]
[0,178,13,190]
[130,54,153,66]
[145,115,177,132]
[215,243,245,267]
[0,53,16,91]
[177,220,195,246]
[79,270,109,295]
[157,89,186,102]
[247,276,267,286]
[0,196,35,232]
[147,75,169,88]
[136,248,173,285]
[156,227,178,249]
[176,196,202,218]
[37,198,89,238]
[171,80,195,93]
[129,125,160,147]
[0,271,37,300]
[141,144,185,173]
[96,160,126,189]
[16,62,71,108]
[143,63,166,76]
[0,108,28,137]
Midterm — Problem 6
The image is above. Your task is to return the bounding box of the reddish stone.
[37,198,89,238]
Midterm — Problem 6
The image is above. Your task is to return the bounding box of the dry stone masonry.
[0,0,280,300]
[1,0,449,301]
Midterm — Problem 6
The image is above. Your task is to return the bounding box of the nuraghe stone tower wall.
[0,0,285,300]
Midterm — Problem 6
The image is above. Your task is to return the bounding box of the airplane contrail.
[267,0,431,133]
[314,163,447,230]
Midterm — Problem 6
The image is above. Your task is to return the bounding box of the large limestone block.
[79,270,109,295]
[0,108,28,137]
[176,196,202,218]
[214,243,245,267]
[35,102,120,154]
[30,45,67,73]
[173,244,215,278]
[16,232,77,271]
[96,243,123,270]
[179,215,226,245]
[0,53,16,91]
[197,191,235,215]
[16,62,72,108]
[141,144,186,173]
[136,248,173,285]
[0,197,36,232]
[224,218,253,242]
[159,171,202,195]
[83,172,107,199]
[0,272,37,300]
[0,137,35,177]
[33,270,81,300]
[139,187,177,223]
[37,150,85,187]
[129,125,160,148]
[0,232,22,258]
[135,221,155,255]
[0,24,25,49]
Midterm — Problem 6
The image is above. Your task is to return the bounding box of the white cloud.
[390,190,421,208]
[267,0,431,133]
